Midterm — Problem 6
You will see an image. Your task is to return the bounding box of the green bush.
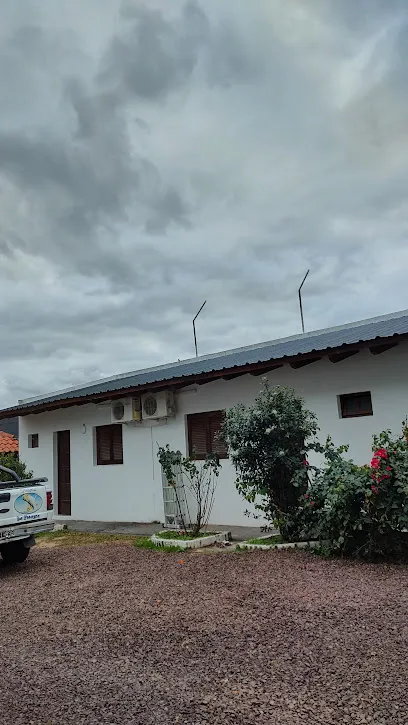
[222,381,322,541]
[302,438,372,554]
[304,428,408,559]
[0,453,33,483]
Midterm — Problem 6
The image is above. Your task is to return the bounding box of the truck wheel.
[0,542,30,564]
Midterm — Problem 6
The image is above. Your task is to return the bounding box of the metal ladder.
[161,464,190,529]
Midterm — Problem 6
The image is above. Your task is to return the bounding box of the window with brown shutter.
[28,433,39,449]
[339,392,373,418]
[96,424,123,465]
[187,411,228,459]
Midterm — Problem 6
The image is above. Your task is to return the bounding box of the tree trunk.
[273,466,305,542]
[274,469,299,512]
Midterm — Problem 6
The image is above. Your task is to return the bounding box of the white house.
[1,309,408,527]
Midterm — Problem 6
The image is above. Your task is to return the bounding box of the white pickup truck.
[0,464,54,565]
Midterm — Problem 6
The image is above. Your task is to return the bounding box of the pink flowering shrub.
[303,425,408,559]
[365,427,408,546]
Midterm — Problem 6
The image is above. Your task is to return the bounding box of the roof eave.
[1,334,404,420]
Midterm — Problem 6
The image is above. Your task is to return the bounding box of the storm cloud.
[0,0,408,405]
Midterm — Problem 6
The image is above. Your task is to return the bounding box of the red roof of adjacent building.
[0,432,18,453]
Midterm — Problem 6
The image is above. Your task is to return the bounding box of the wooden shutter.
[188,411,228,459]
[340,392,373,418]
[209,411,228,458]
[96,426,111,465]
[112,425,123,464]
[96,425,123,465]
[188,414,209,459]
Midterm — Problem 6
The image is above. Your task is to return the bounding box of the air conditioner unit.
[111,398,141,424]
[141,391,175,420]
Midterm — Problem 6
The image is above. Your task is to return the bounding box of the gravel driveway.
[1,543,408,724]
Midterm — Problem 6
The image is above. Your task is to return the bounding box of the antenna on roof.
[298,270,310,334]
[193,300,207,357]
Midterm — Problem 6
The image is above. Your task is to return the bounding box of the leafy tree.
[0,453,33,483]
[222,381,321,540]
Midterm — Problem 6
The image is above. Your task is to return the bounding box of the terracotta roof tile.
[0,432,18,453]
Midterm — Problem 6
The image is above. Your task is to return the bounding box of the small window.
[96,424,123,465]
[28,433,39,448]
[187,410,228,459]
[339,392,373,418]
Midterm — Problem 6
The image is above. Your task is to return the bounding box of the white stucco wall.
[18,343,408,526]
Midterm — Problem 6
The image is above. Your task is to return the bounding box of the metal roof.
[3,308,408,415]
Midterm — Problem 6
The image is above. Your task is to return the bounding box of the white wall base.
[151,531,231,549]
[239,540,322,551]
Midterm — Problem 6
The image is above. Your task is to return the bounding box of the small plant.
[134,537,184,553]
[157,445,221,536]
[246,535,282,545]
[222,381,321,541]
[155,530,214,541]
[0,454,33,483]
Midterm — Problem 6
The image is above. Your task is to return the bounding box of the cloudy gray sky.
[1,0,408,405]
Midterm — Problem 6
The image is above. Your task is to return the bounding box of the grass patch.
[246,535,283,545]
[155,530,215,541]
[35,530,185,553]
[35,530,139,547]
[134,537,184,553]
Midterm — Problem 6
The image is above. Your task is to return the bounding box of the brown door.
[57,430,71,516]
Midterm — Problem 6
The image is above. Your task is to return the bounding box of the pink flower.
[374,449,388,459]
[305,493,309,499]
[371,458,380,469]
[387,467,392,471]
[310,501,315,506]
[303,459,309,466]
[371,485,379,494]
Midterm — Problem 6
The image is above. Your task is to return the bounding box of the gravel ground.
[1,543,408,725]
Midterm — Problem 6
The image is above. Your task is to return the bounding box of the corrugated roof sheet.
[3,308,408,415]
